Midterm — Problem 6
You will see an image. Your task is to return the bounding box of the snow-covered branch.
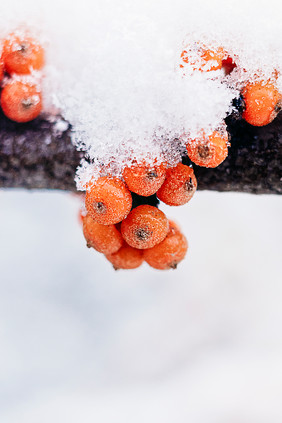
[0,111,281,194]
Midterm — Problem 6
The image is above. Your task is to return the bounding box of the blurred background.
[0,189,281,422]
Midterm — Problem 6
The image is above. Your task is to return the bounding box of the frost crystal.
[0,0,281,188]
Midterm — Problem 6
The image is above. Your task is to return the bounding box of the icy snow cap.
[0,0,281,189]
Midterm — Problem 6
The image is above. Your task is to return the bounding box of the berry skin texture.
[0,61,4,82]
[1,81,42,123]
[106,244,144,270]
[242,81,281,127]
[123,161,166,197]
[121,205,169,249]
[2,33,44,75]
[180,44,225,72]
[186,130,228,168]
[144,220,188,270]
[82,214,123,254]
[85,176,132,225]
[157,163,197,206]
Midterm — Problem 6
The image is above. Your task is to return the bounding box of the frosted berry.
[123,160,166,197]
[106,244,144,270]
[82,214,123,254]
[180,43,225,72]
[186,130,228,168]
[121,205,169,249]
[0,60,4,82]
[2,33,44,75]
[85,176,132,225]
[1,80,42,122]
[242,81,281,126]
[157,163,197,206]
[144,220,188,270]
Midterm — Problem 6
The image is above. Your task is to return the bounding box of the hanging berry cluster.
[81,181,189,271]
[0,30,44,122]
[0,32,280,271]
[81,41,282,271]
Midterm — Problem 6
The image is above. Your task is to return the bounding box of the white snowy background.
[0,0,282,420]
[0,190,281,422]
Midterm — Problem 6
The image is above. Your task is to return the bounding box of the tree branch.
[195,114,282,194]
[0,110,281,194]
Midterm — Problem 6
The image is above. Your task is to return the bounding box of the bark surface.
[0,110,281,194]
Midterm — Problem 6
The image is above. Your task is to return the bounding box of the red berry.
[106,244,144,270]
[1,80,42,122]
[144,220,188,270]
[85,176,132,225]
[242,81,281,126]
[186,130,228,168]
[0,60,4,82]
[157,163,197,206]
[2,32,44,75]
[123,160,166,197]
[82,214,123,254]
[121,205,169,249]
[180,44,225,72]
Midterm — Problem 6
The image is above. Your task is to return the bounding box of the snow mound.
[0,0,281,188]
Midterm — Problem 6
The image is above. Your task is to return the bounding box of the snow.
[0,190,281,422]
[1,0,281,187]
[52,118,69,136]
[0,2,282,419]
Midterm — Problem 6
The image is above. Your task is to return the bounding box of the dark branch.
[195,114,282,194]
[0,111,82,191]
[0,110,281,194]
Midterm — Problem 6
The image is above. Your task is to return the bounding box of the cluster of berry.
[180,41,282,127]
[81,42,281,271]
[0,31,44,123]
[81,129,230,271]
[0,33,279,270]
[81,167,190,270]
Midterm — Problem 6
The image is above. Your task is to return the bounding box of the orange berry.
[106,243,144,270]
[157,163,197,206]
[85,176,132,225]
[242,81,281,126]
[82,214,123,254]
[144,220,188,270]
[2,33,44,75]
[1,80,42,122]
[121,205,169,249]
[123,160,166,197]
[168,220,181,233]
[186,130,228,168]
[0,60,4,82]
[180,44,225,72]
